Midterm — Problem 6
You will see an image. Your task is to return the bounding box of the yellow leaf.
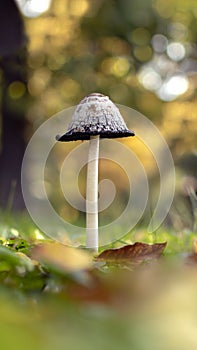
[31,242,91,273]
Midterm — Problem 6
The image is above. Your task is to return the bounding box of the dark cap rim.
[56,129,135,142]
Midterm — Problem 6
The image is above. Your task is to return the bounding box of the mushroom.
[56,93,135,252]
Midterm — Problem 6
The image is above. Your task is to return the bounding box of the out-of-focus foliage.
[22,0,197,149]
[0,0,191,228]
[15,0,196,229]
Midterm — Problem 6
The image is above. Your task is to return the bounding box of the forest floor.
[0,213,197,350]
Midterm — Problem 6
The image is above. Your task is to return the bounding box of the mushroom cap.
[56,93,135,141]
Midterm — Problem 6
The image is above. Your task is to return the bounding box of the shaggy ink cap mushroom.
[56,93,135,141]
[56,93,135,251]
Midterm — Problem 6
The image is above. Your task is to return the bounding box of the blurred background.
[0,0,196,232]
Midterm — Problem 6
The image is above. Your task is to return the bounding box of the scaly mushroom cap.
[57,93,135,141]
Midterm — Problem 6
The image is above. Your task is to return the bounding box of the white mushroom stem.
[86,135,99,251]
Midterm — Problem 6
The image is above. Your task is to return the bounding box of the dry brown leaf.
[66,272,113,305]
[96,242,167,264]
[31,242,91,273]
[186,239,197,265]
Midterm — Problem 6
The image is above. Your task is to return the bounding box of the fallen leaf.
[31,242,91,273]
[193,239,197,254]
[186,239,197,265]
[66,272,113,305]
[96,242,167,264]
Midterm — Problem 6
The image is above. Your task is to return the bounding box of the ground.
[0,213,197,350]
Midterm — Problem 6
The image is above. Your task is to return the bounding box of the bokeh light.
[157,74,189,101]
[167,42,186,61]
[8,81,26,99]
[16,0,52,18]
[152,34,168,53]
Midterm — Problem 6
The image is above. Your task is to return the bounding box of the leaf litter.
[96,242,167,265]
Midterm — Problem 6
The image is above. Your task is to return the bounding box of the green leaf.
[0,246,34,272]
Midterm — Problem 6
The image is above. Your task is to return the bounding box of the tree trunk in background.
[0,0,28,210]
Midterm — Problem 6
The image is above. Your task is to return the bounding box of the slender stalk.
[86,135,99,251]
